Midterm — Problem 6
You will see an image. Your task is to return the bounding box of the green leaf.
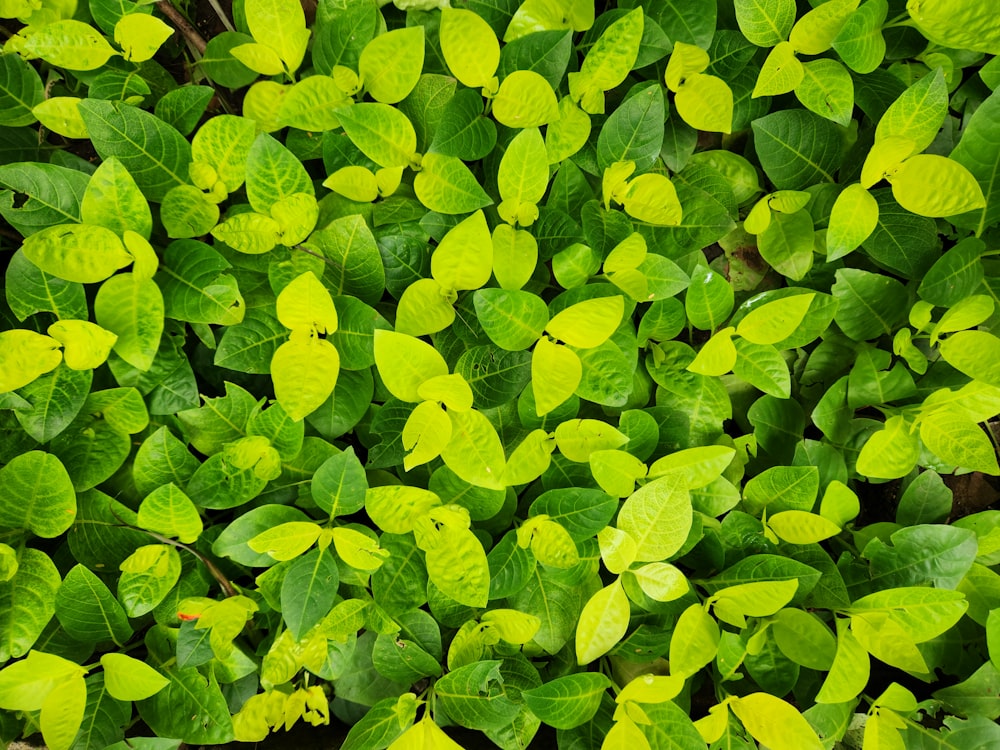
[597,82,664,173]
[617,474,691,562]
[795,59,854,127]
[137,483,202,543]
[158,240,243,325]
[831,0,887,74]
[281,547,338,639]
[474,289,548,351]
[429,88,497,161]
[0,162,88,237]
[435,661,519,731]
[875,68,947,156]
[0,451,76,538]
[55,564,133,645]
[14,364,91,442]
[0,52,44,127]
[245,132,313,215]
[576,578,629,665]
[431,209,493,291]
[101,653,169,701]
[78,100,191,202]
[522,673,611,730]
[734,0,795,47]
[0,548,60,661]
[743,465,819,515]
[136,667,233,744]
[866,524,978,589]
[117,544,182,617]
[831,268,907,341]
[752,109,843,190]
[685,264,734,330]
[359,27,424,104]
[414,152,492,214]
[336,103,418,169]
[733,339,791,397]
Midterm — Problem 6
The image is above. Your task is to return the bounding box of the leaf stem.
[156,0,208,56]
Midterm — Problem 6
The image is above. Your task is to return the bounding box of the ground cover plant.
[1,0,1000,748]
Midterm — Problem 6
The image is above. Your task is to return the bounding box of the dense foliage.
[1,0,1000,748]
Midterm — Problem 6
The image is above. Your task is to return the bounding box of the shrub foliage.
[0,0,999,748]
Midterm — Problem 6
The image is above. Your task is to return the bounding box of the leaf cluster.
[0,0,999,749]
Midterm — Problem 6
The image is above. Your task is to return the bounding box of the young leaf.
[359,27,424,104]
[575,578,629,665]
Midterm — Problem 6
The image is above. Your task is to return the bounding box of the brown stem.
[156,0,207,55]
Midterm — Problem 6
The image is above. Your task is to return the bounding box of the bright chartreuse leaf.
[617,474,691,562]
[21,223,133,283]
[736,293,815,345]
[886,155,986,218]
[497,127,549,225]
[414,152,492,214]
[359,27,424,104]
[374,329,449,403]
[335,103,417,169]
[575,578,629,665]
[753,42,803,97]
[244,0,310,73]
[492,70,560,128]
[431,210,493,291]
[545,295,624,349]
[569,7,644,114]
[440,8,500,89]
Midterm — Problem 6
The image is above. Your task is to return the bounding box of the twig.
[156,0,208,55]
[205,0,236,32]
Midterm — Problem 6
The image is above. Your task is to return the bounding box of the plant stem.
[156,0,208,55]
[204,0,236,32]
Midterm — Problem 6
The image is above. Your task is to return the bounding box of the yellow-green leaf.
[687,327,737,376]
[617,473,692,562]
[569,7,644,114]
[276,271,337,335]
[244,0,310,73]
[331,526,388,571]
[46,320,117,370]
[432,209,493,291]
[675,73,733,133]
[40,676,86,750]
[22,224,132,283]
[730,692,824,750]
[620,173,682,225]
[827,184,878,260]
[32,97,88,139]
[402,400,452,471]
[736,293,815,345]
[497,127,549,225]
[114,13,172,62]
[440,8,499,88]
[531,337,582,416]
[576,578,629,664]
[359,27,424,104]
[753,42,803,97]
[886,155,986,218]
[100,653,168,700]
[546,296,624,349]
[441,409,506,490]
[373,329,449,402]
[492,70,559,128]
[271,335,339,421]
[768,510,842,544]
